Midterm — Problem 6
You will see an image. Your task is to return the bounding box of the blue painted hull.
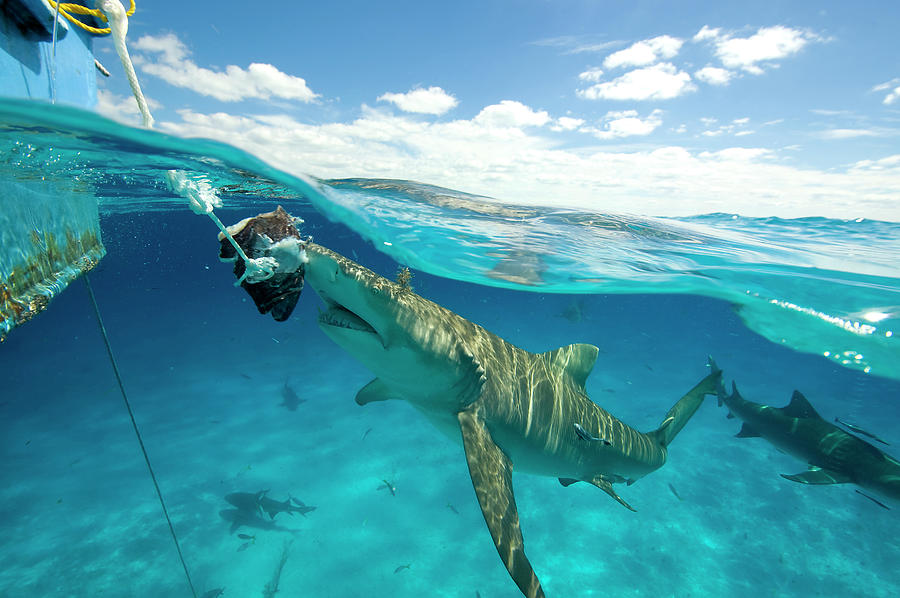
[1,0,97,107]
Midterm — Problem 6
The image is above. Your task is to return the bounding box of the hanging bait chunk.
[218,206,309,321]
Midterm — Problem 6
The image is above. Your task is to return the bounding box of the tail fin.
[706,356,728,407]
[651,366,723,447]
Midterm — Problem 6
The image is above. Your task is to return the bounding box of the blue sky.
[94,1,900,219]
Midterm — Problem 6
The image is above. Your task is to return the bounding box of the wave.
[2,98,897,380]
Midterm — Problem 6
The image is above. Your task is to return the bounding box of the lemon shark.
[218,209,720,597]
[299,241,722,597]
[709,359,900,509]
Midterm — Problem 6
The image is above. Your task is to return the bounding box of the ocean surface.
[2,97,900,597]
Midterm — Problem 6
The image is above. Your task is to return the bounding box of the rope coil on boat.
[45,0,136,35]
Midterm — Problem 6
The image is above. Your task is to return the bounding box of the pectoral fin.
[457,409,545,598]
[355,378,399,405]
[735,423,761,438]
[781,468,851,485]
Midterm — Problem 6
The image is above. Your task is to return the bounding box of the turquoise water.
[2,98,900,597]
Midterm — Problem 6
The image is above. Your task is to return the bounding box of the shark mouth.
[318,302,378,336]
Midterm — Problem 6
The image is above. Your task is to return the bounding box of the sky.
[93,1,900,220]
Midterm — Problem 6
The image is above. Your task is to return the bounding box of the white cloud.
[133,33,317,102]
[851,154,900,171]
[552,116,585,132]
[577,63,695,101]
[146,103,900,221]
[603,35,683,69]
[566,42,622,55]
[699,116,752,138]
[873,79,900,105]
[473,100,550,128]
[530,36,621,55]
[578,68,605,83]
[818,128,884,139]
[695,25,821,74]
[377,86,458,115]
[700,147,772,161]
[810,109,853,116]
[695,66,733,86]
[693,26,721,42]
[95,89,162,125]
[587,109,663,139]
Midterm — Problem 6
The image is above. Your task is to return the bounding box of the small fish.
[240,373,252,380]
[573,423,611,445]
[280,381,307,411]
[378,479,396,496]
[645,364,654,372]
[201,589,225,598]
[237,541,252,552]
[447,503,459,515]
[602,388,616,394]
[394,564,411,574]
[856,489,891,510]
[237,533,255,541]
[476,592,482,598]
[362,427,373,440]
[835,418,890,445]
[668,483,683,501]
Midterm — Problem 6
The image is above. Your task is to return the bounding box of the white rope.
[93,1,277,284]
[95,0,152,128]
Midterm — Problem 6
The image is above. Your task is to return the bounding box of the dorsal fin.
[541,343,599,389]
[780,390,822,420]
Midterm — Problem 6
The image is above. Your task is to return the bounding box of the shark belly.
[413,399,660,481]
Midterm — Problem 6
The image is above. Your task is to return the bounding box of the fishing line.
[83,274,198,598]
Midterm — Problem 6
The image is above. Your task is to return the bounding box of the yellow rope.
[46,0,136,36]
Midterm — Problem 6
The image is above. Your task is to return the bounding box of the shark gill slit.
[83,275,198,598]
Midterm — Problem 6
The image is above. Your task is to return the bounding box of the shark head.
[303,243,480,404]
[304,244,396,359]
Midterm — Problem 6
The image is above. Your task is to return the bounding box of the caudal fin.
[706,356,729,407]
[651,366,723,447]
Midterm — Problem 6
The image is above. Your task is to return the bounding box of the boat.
[1,0,109,340]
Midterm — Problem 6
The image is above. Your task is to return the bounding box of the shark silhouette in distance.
[219,210,721,598]
[218,509,299,535]
[225,490,316,519]
[709,358,900,509]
